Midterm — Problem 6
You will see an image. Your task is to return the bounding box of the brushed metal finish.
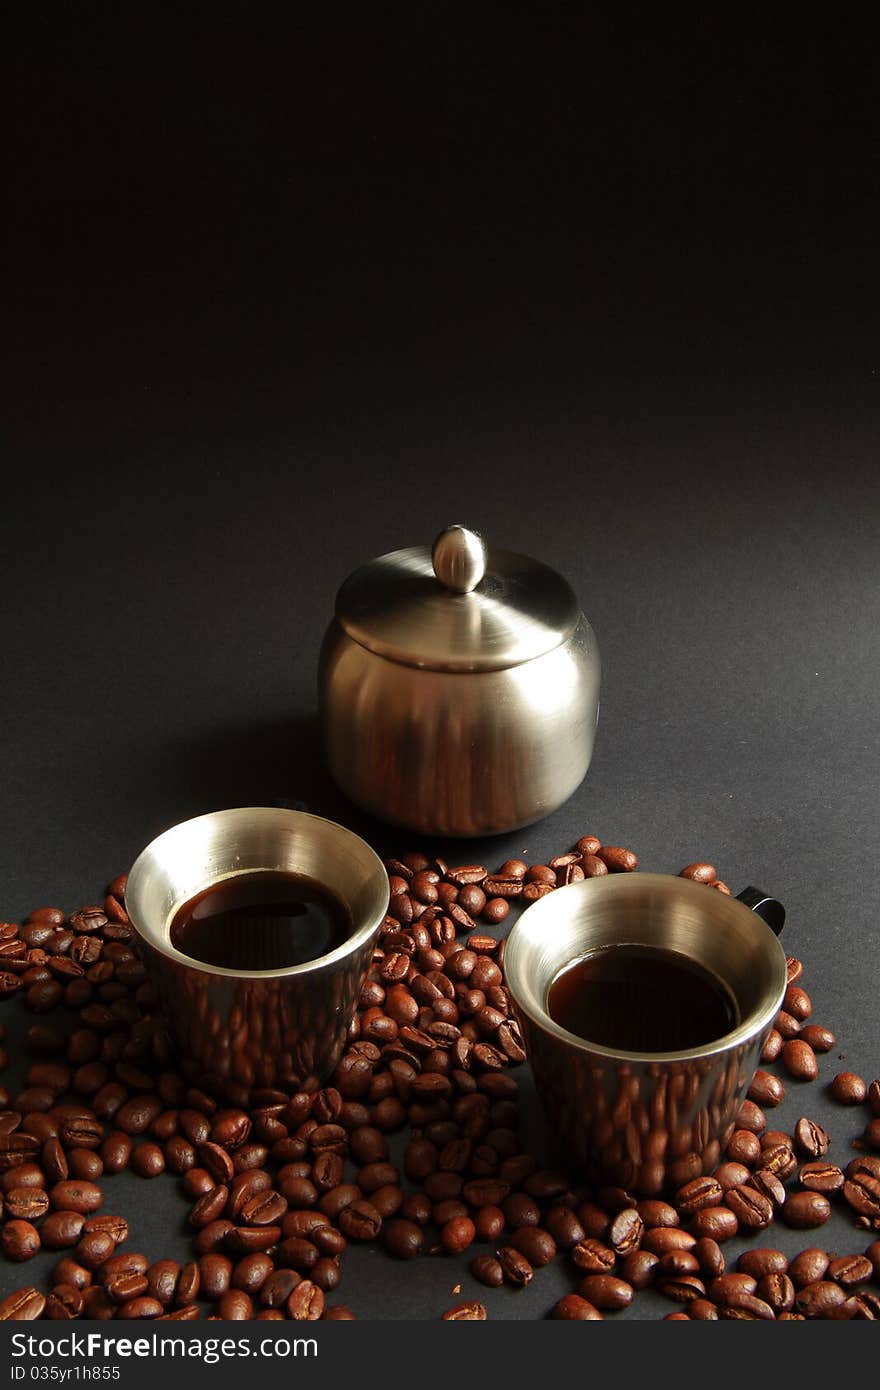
[431,525,487,593]
[125,808,389,1092]
[505,874,787,1193]
[320,615,600,837]
[334,542,580,672]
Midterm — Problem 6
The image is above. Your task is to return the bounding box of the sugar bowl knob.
[431,525,487,593]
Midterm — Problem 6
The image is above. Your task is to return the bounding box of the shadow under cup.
[505,874,787,1195]
[125,807,389,1094]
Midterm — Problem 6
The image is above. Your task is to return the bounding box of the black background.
[4,4,879,1319]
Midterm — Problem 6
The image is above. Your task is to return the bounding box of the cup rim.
[125,806,389,980]
[505,872,788,1063]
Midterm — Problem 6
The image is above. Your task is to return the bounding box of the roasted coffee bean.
[796,1280,846,1318]
[442,1300,487,1320]
[657,1274,707,1303]
[713,1162,751,1192]
[131,1142,165,1178]
[498,1246,533,1286]
[788,1248,830,1288]
[4,1187,49,1220]
[798,1024,835,1053]
[481,899,509,925]
[736,1248,787,1280]
[689,1207,739,1242]
[799,1161,844,1193]
[783,983,812,1019]
[760,1142,798,1181]
[782,1191,831,1229]
[641,1227,696,1255]
[578,1274,633,1310]
[338,1199,382,1241]
[571,1238,616,1273]
[844,1172,880,1219]
[49,1180,102,1213]
[383,1218,424,1259]
[828,1254,873,1288]
[679,863,717,883]
[751,1169,786,1208]
[551,1293,603,1319]
[595,847,638,873]
[40,1210,85,1250]
[724,1185,773,1229]
[199,1253,233,1300]
[761,1030,783,1063]
[0,1287,45,1320]
[794,1117,830,1158]
[287,1280,324,1320]
[2,1220,41,1261]
[676,1176,722,1213]
[726,1129,761,1165]
[782,1039,818,1081]
[619,1249,659,1290]
[747,1070,785,1107]
[830,1071,867,1104]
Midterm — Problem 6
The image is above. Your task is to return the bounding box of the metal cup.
[505,873,786,1195]
[125,807,389,1094]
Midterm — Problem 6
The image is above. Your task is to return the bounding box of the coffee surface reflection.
[547,945,739,1053]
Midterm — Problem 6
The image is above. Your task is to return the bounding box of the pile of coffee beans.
[0,843,878,1321]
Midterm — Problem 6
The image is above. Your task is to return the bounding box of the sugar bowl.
[319,524,601,836]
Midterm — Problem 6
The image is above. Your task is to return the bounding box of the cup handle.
[736,886,785,936]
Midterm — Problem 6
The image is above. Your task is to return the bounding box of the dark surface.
[4,8,879,1318]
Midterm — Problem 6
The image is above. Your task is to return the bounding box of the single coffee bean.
[798,1024,835,1053]
[471,1254,504,1287]
[750,1169,786,1208]
[676,1176,723,1213]
[747,1070,785,1107]
[4,1187,49,1220]
[760,1030,783,1063]
[2,1221,41,1261]
[796,1280,846,1317]
[544,1206,585,1250]
[794,1117,830,1158]
[619,1249,659,1290]
[757,1272,795,1312]
[830,1071,867,1104]
[440,1215,476,1254]
[578,1274,633,1310]
[571,1238,616,1273]
[595,847,638,873]
[782,1039,818,1081]
[338,1199,382,1241]
[799,1161,844,1193]
[737,1248,788,1279]
[511,1225,556,1267]
[498,1246,533,1286]
[788,1248,830,1288]
[782,1191,831,1228]
[49,1180,102,1214]
[383,1218,424,1259]
[551,1294,603,1319]
[736,1100,766,1134]
[828,1254,873,1288]
[199,1254,233,1300]
[287,1280,324,1320]
[442,1301,487,1320]
[689,1207,739,1241]
[783,983,812,1019]
[40,1211,85,1250]
[0,1287,45,1319]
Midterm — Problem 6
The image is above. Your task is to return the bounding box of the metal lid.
[335,525,580,673]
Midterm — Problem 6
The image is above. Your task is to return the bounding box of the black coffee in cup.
[170,870,352,971]
[547,944,739,1052]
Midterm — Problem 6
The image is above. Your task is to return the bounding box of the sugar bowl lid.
[334,525,580,673]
